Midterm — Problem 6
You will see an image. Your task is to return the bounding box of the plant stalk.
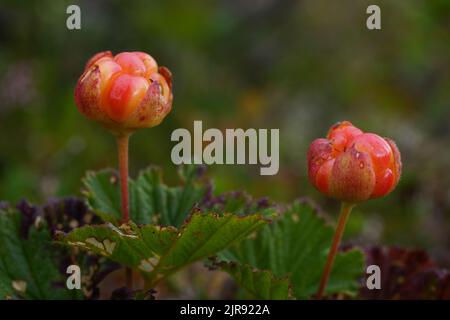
[117,134,130,223]
[316,202,354,299]
[117,133,132,288]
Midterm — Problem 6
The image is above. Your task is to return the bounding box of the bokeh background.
[1,0,449,266]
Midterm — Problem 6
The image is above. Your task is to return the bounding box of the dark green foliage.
[83,165,208,226]
[216,200,365,299]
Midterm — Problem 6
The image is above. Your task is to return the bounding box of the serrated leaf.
[201,191,276,218]
[0,207,75,299]
[82,169,122,222]
[83,165,207,226]
[57,211,267,286]
[217,261,291,300]
[219,201,365,299]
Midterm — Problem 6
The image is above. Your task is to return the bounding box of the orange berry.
[74,51,173,135]
[307,121,402,203]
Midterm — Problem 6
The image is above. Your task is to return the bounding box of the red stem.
[117,134,132,289]
[316,202,354,299]
[117,134,130,223]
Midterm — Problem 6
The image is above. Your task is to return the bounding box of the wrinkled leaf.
[219,201,365,299]
[0,199,117,300]
[57,210,267,286]
[83,165,207,226]
[216,261,291,299]
[82,169,122,222]
[0,206,76,299]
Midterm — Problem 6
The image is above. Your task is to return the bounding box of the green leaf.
[215,261,291,300]
[219,201,365,299]
[0,206,74,299]
[82,169,122,223]
[57,210,268,286]
[82,165,207,226]
[137,165,208,227]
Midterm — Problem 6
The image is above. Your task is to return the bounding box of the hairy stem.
[316,202,354,299]
[117,133,132,288]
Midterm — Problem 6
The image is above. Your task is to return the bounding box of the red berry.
[74,51,173,135]
[307,121,402,203]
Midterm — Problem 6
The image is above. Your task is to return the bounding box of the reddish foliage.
[361,246,450,299]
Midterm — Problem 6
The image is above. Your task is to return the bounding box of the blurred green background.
[0,0,449,265]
